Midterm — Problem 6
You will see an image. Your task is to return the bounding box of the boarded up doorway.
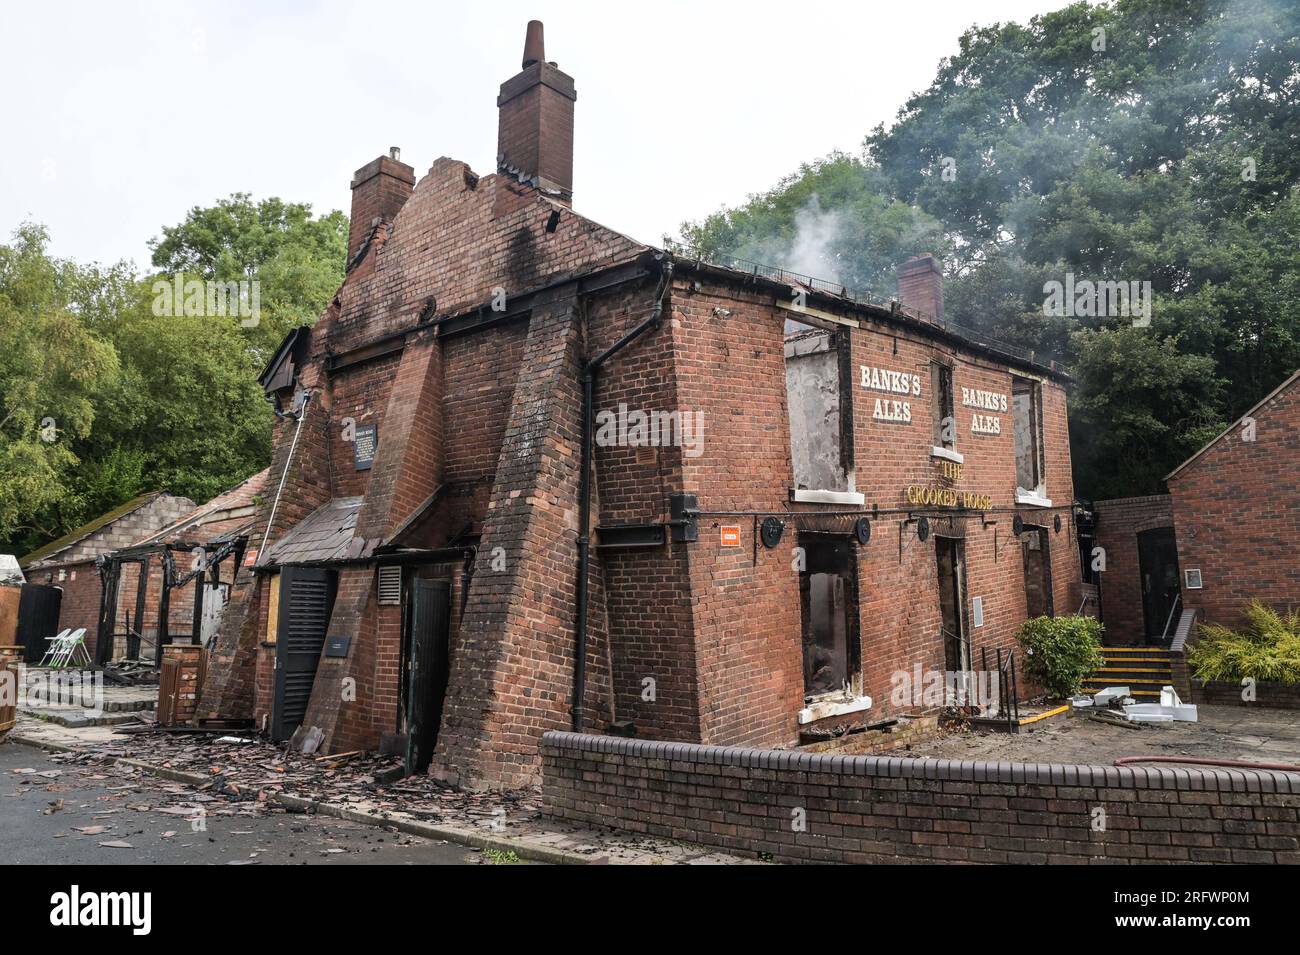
[272,567,337,742]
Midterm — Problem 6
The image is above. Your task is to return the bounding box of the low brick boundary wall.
[541,731,1300,864]
[1191,680,1300,709]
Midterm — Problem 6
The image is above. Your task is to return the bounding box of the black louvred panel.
[272,567,336,741]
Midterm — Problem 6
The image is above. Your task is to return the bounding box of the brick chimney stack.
[497,20,576,205]
[348,147,416,262]
[897,254,944,323]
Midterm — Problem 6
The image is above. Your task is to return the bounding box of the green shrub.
[1015,615,1104,698]
[1186,601,1300,685]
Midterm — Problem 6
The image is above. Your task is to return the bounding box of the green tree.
[149,193,347,363]
[0,224,119,551]
[681,0,1300,498]
[5,193,346,558]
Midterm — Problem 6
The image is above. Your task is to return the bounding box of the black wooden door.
[1138,527,1180,643]
[405,578,450,773]
[272,567,336,742]
[16,584,63,664]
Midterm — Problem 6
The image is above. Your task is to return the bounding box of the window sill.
[797,694,873,725]
[930,446,964,465]
[1016,490,1053,508]
[790,488,865,506]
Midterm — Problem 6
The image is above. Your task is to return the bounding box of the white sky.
[1,0,1071,270]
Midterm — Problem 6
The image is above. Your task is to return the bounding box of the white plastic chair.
[37,629,72,667]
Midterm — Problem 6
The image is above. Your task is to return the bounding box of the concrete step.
[19,709,149,728]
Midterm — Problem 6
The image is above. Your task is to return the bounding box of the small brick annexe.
[198,21,1084,790]
[1090,371,1299,648]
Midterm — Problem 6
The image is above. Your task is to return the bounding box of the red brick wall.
[1092,495,1176,645]
[1168,379,1300,629]
[29,562,101,658]
[664,275,1079,747]
[543,732,1300,864]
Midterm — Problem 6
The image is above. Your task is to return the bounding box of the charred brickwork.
[21,492,196,660]
[196,22,1082,789]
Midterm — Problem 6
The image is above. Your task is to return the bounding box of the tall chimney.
[497,20,576,204]
[897,254,944,323]
[348,149,416,262]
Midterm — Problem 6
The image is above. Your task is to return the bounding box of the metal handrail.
[1160,592,1182,643]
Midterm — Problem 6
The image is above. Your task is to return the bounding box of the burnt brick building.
[198,22,1082,788]
[20,492,196,661]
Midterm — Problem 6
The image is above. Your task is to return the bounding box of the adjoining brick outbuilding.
[1165,369,1300,629]
[197,21,1084,788]
[20,492,196,662]
[94,469,268,663]
[1090,494,1180,645]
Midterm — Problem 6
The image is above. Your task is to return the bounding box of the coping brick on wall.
[541,731,1300,864]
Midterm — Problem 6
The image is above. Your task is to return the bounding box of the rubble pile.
[46,734,543,828]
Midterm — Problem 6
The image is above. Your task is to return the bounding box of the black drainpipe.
[572,257,673,732]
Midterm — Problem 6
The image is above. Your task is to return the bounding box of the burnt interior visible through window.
[1021,526,1053,618]
[932,361,955,450]
[935,536,969,672]
[785,321,852,493]
[1012,376,1044,493]
[799,534,860,699]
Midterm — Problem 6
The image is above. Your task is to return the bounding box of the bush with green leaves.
[1186,602,1300,686]
[1015,615,1104,699]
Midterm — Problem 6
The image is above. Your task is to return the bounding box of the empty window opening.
[799,534,860,700]
[931,361,955,451]
[786,322,853,494]
[1012,376,1044,494]
[935,536,970,672]
[1021,526,1054,619]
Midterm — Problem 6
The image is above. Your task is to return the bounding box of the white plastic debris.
[1093,686,1130,707]
[1122,704,1175,723]
[1122,686,1199,723]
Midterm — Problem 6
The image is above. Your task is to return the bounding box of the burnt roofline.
[669,254,1070,382]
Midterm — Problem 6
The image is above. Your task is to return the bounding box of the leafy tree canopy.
[2,194,345,558]
[681,0,1300,497]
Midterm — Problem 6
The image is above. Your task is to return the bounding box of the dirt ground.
[901,704,1300,770]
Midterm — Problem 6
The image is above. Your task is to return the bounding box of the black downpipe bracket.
[572,259,672,732]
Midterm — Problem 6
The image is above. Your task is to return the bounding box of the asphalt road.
[0,742,491,865]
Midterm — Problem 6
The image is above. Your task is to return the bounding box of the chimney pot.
[498,21,576,205]
[348,151,416,262]
[389,146,401,161]
[522,20,545,67]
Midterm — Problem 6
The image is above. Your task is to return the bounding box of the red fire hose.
[1114,755,1300,772]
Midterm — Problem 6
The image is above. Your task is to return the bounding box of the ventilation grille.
[377,566,402,605]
